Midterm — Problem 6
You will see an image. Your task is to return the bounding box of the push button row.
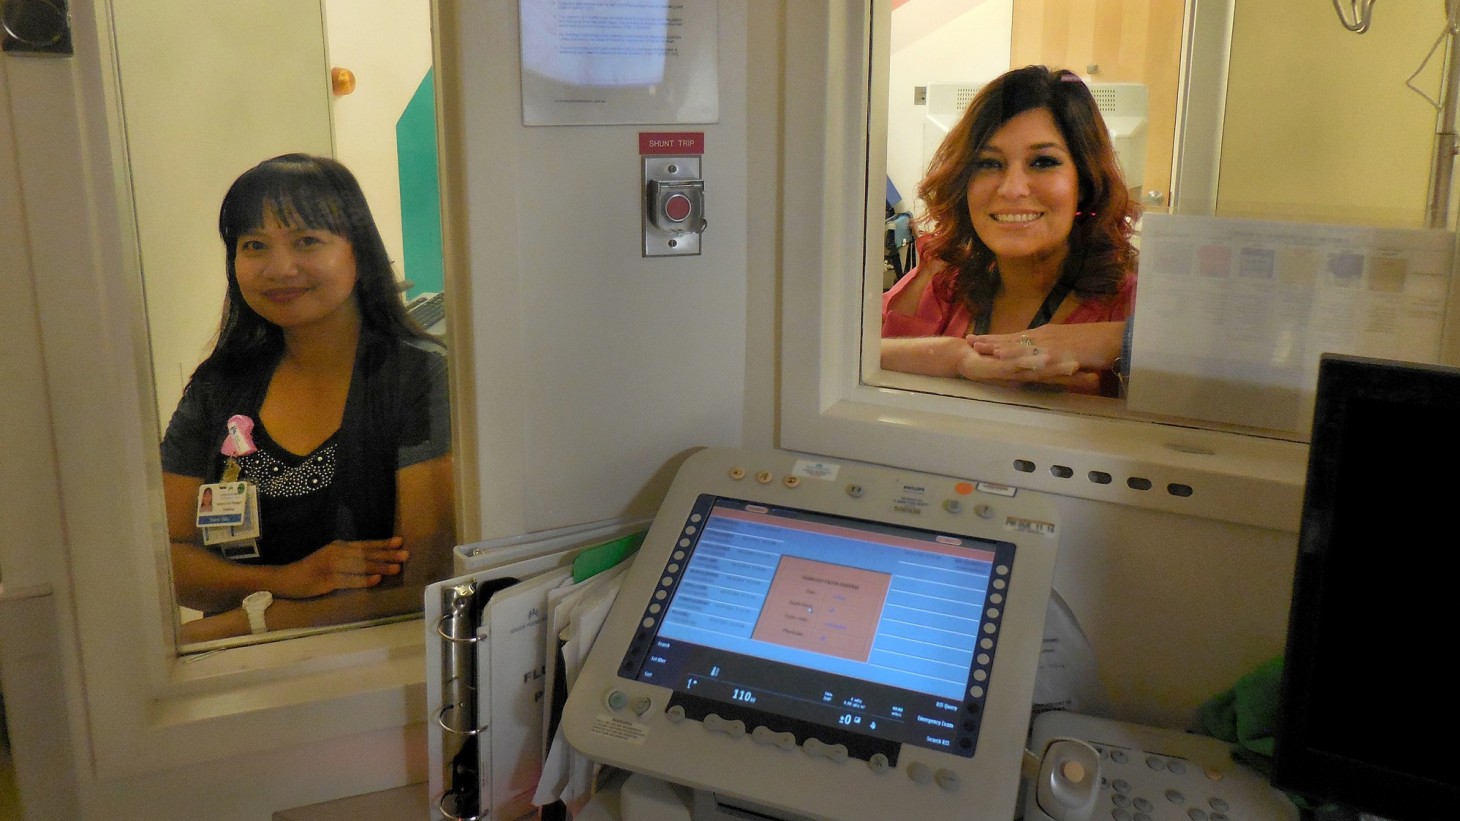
[611,690,960,793]
[906,763,960,791]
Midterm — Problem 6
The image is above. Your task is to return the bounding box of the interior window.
[110,0,453,652]
[870,0,1455,441]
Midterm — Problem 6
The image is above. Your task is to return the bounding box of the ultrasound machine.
[429,351,1460,820]
[550,447,1313,821]
[560,447,1060,821]
[429,447,1306,820]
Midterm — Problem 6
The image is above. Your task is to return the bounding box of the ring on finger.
[1019,333,1034,347]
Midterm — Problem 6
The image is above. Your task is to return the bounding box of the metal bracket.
[643,156,706,257]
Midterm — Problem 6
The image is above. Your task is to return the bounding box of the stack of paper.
[424,518,648,821]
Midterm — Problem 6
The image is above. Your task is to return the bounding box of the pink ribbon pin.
[222,414,257,457]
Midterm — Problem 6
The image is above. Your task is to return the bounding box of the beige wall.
[885,0,1013,209]
[113,1,334,433]
[1011,0,1187,208]
[1218,2,1443,226]
[324,0,435,283]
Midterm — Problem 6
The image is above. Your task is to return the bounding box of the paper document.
[453,517,650,575]
[427,522,644,820]
[1130,214,1453,432]
[1032,589,1110,718]
[535,565,630,814]
[479,567,576,821]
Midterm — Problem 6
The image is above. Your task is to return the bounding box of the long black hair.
[199,153,435,375]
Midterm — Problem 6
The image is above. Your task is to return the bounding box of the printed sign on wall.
[520,0,719,126]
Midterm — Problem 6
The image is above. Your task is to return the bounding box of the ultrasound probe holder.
[562,447,1061,820]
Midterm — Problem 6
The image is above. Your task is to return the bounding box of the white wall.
[449,1,756,541]
[0,41,80,816]
[324,0,434,281]
[1046,498,1294,725]
[886,0,1012,211]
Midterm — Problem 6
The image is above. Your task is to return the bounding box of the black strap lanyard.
[971,275,1076,335]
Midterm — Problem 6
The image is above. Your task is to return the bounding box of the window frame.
[778,0,1309,534]
[0,0,458,778]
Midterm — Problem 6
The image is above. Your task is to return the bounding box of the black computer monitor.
[1273,354,1460,821]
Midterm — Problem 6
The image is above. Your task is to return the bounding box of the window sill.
[787,372,1308,534]
[97,619,427,778]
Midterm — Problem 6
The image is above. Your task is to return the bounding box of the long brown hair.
[917,66,1139,316]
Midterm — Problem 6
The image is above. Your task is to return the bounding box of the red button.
[664,193,692,222]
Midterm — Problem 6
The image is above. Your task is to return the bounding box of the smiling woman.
[161,154,453,643]
[93,0,451,652]
[234,215,361,332]
[880,66,1139,397]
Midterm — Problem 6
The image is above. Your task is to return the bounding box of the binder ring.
[436,612,485,643]
[437,789,487,821]
[437,702,487,737]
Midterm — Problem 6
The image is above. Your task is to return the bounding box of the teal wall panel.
[397,67,442,298]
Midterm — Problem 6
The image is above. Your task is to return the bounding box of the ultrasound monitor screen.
[616,494,1018,762]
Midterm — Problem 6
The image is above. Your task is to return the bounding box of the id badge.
[197,481,249,527]
[217,538,261,560]
[204,415,263,559]
[202,484,260,556]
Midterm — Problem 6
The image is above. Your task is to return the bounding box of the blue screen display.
[619,495,1018,760]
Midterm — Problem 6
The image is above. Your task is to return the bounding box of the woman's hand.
[963,323,1125,395]
[881,334,1083,385]
[953,341,1080,383]
[968,322,1124,374]
[270,537,409,599]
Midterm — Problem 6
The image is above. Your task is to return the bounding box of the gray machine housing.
[562,447,1061,821]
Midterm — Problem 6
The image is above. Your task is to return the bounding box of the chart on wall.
[519,0,719,126]
[1129,214,1454,433]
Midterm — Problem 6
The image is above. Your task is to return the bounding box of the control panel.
[1025,712,1300,821]
[562,447,1062,821]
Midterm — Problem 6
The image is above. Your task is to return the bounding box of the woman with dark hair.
[880,65,1138,396]
[161,153,453,642]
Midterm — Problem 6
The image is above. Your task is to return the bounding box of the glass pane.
[870,0,1456,441]
[111,0,456,652]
